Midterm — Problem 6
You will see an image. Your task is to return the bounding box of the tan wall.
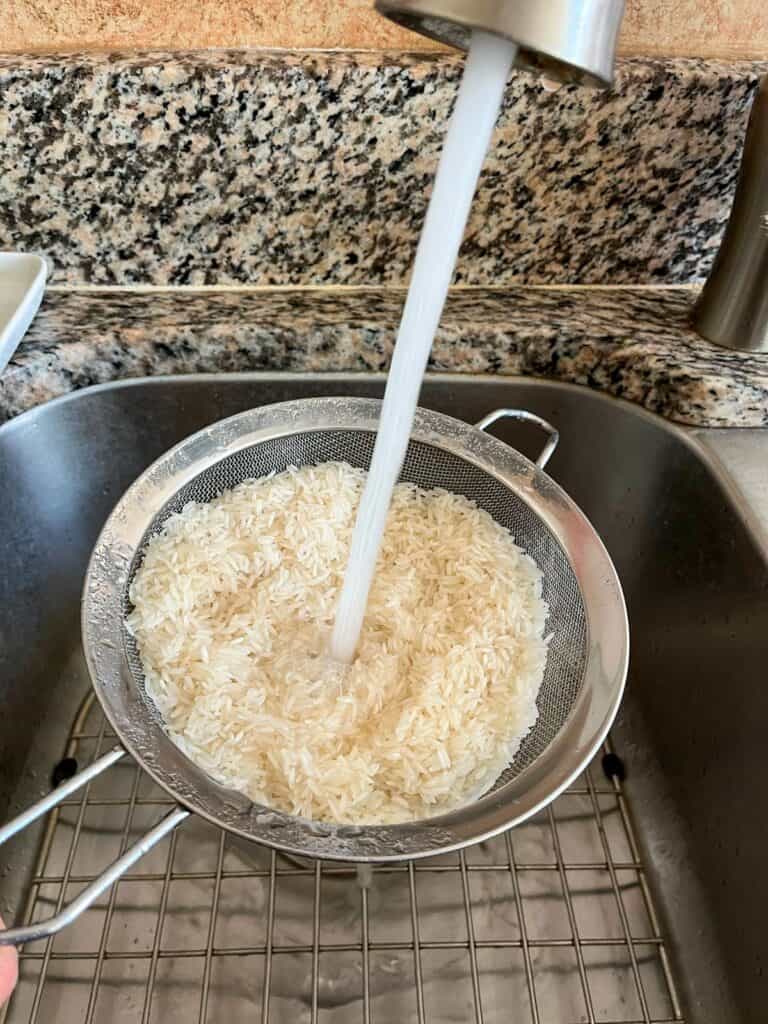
[2,0,767,59]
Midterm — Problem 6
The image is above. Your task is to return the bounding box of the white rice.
[127,462,549,824]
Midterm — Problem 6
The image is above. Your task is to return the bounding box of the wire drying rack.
[3,693,684,1024]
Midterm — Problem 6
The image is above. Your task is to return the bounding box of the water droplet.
[254,812,285,829]
[220,789,252,814]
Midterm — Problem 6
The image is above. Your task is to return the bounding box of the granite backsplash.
[0,51,765,288]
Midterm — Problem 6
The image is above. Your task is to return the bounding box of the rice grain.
[127,462,549,824]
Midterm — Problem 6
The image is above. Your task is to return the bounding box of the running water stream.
[330,31,518,663]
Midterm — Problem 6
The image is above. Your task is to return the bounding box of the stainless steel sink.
[0,373,766,1024]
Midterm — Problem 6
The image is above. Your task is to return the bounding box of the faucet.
[376,4,767,353]
[692,77,768,353]
[375,0,625,87]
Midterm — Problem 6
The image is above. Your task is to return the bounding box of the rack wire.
[4,693,684,1024]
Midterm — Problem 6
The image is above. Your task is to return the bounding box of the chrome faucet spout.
[693,77,768,353]
[375,0,625,87]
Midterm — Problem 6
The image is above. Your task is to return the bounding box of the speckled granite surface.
[2,286,766,427]
[0,51,764,287]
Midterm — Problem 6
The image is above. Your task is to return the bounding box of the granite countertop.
[2,51,767,430]
[2,285,766,428]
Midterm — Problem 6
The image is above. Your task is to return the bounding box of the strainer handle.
[0,748,191,946]
[0,748,126,845]
[475,408,560,469]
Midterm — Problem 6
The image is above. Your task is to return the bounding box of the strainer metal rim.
[82,397,629,862]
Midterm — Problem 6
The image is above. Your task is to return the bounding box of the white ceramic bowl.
[0,253,48,374]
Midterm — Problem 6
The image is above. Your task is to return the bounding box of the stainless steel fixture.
[0,374,766,1023]
[375,0,625,86]
[4,695,681,1024]
[0,395,628,942]
[693,76,768,352]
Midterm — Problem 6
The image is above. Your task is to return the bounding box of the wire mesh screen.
[3,695,684,1024]
[123,430,588,785]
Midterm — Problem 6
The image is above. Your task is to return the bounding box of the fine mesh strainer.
[0,397,628,946]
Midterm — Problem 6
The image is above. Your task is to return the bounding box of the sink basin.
[0,373,766,1024]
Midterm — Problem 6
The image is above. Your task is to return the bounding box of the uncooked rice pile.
[127,462,549,825]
